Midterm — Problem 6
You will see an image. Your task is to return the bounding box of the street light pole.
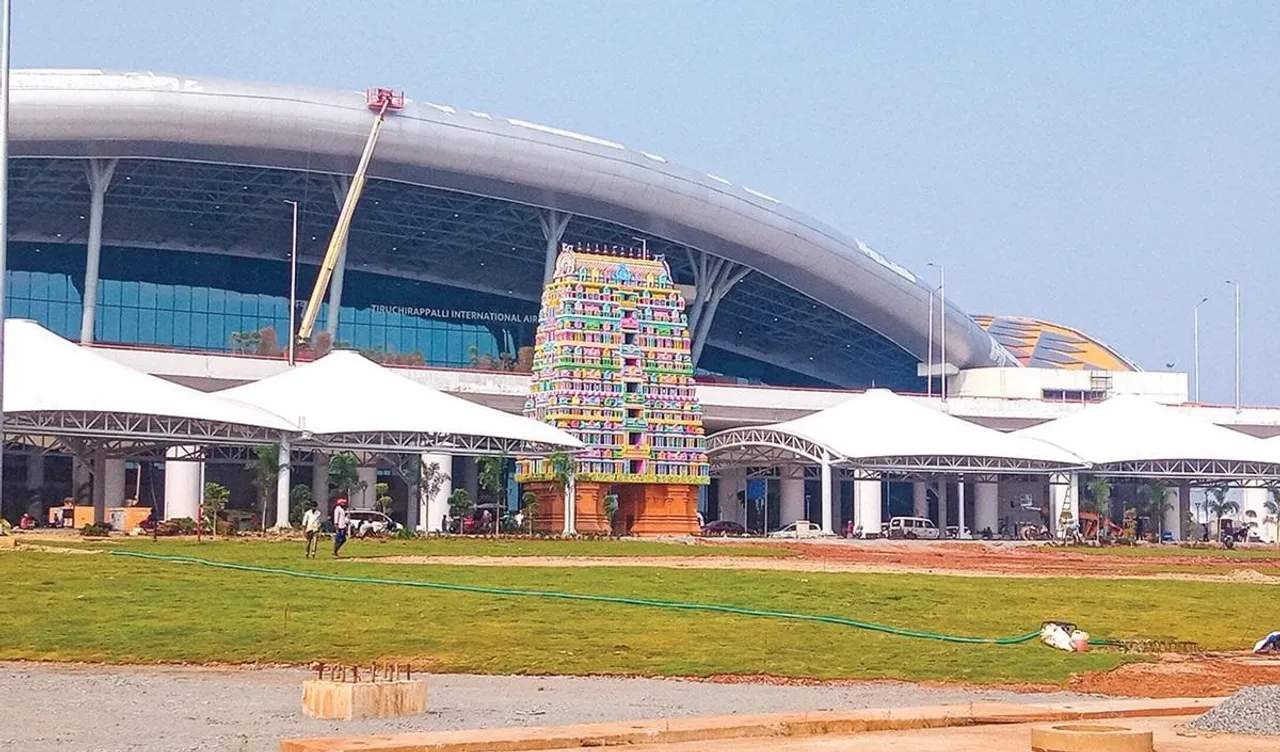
[0,0,12,500]
[925,289,934,399]
[939,264,947,402]
[1193,296,1208,403]
[285,200,299,366]
[927,263,946,401]
[1226,280,1240,410]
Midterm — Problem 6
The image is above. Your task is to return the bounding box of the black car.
[700,520,746,537]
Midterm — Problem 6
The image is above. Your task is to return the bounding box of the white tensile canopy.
[708,388,1083,473]
[219,350,582,456]
[1015,394,1280,483]
[3,319,297,453]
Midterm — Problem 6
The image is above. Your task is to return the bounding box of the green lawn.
[3,538,1273,686]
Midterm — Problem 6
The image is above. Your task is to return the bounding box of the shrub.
[80,522,112,537]
[395,526,419,540]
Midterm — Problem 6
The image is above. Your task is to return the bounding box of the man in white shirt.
[332,498,350,558]
[301,501,322,559]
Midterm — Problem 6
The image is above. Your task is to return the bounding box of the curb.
[278,697,1220,752]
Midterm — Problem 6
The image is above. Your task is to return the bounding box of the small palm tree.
[1265,488,1280,547]
[1205,487,1238,537]
[520,490,538,534]
[1137,482,1170,540]
[246,444,280,531]
[202,482,230,538]
[1081,477,1112,540]
[603,492,619,535]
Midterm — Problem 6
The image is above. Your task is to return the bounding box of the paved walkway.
[551,717,1280,751]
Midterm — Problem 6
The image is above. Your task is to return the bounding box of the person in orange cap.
[332,498,351,558]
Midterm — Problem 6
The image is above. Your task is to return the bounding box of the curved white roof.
[709,388,1082,472]
[4,319,296,445]
[8,68,1014,373]
[1016,395,1280,477]
[218,351,582,455]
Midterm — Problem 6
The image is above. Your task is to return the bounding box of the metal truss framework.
[8,157,922,389]
[6,415,572,464]
[709,427,1280,486]
[708,427,1086,476]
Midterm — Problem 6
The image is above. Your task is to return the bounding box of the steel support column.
[685,251,751,365]
[79,158,118,344]
[820,455,833,535]
[274,438,292,528]
[539,209,571,285]
[325,175,350,336]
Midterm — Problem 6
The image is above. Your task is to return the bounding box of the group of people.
[300,498,352,559]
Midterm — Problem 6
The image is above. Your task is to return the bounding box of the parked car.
[346,509,399,536]
[701,520,746,537]
[767,520,823,539]
[886,516,941,540]
[945,525,972,540]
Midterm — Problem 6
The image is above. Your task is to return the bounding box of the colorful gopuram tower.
[516,243,709,535]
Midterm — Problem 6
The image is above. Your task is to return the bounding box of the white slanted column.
[164,447,203,520]
[974,482,999,536]
[79,157,119,344]
[1162,486,1181,541]
[355,466,378,509]
[419,453,453,533]
[957,480,970,538]
[311,452,330,516]
[819,457,833,535]
[716,470,743,523]
[104,459,127,510]
[855,478,882,536]
[779,475,805,526]
[912,482,928,518]
[274,439,292,528]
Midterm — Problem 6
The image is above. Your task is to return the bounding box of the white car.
[886,516,942,540]
[767,521,823,539]
[346,510,399,536]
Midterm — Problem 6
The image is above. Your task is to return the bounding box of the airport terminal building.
[6,69,1275,535]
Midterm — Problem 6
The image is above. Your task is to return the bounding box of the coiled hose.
[111,550,1052,646]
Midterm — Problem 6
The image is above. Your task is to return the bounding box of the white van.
[887,516,941,540]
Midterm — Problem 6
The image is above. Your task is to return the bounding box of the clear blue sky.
[14,1,1280,403]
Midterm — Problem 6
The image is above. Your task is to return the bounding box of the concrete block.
[1031,723,1153,752]
[301,679,427,720]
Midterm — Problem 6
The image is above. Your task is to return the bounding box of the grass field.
[3,537,1274,686]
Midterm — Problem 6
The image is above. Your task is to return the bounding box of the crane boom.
[296,89,404,343]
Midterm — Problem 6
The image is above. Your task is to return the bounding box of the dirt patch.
[1069,654,1280,697]
[362,550,1280,584]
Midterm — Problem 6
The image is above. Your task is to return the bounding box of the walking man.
[332,498,350,558]
[301,501,321,558]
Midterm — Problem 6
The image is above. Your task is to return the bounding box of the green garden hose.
[109,550,1063,646]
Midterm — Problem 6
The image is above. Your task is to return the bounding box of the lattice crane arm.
[296,88,404,344]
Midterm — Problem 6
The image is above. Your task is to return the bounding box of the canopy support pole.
[274,437,292,528]
[820,454,833,535]
[562,471,576,536]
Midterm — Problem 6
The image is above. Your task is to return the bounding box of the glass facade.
[6,243,539,368]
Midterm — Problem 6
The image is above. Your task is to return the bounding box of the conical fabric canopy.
[219,351,582,454]
[3,318,296,446]
[1016,394,1280,477]
[711,388,1082,471]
